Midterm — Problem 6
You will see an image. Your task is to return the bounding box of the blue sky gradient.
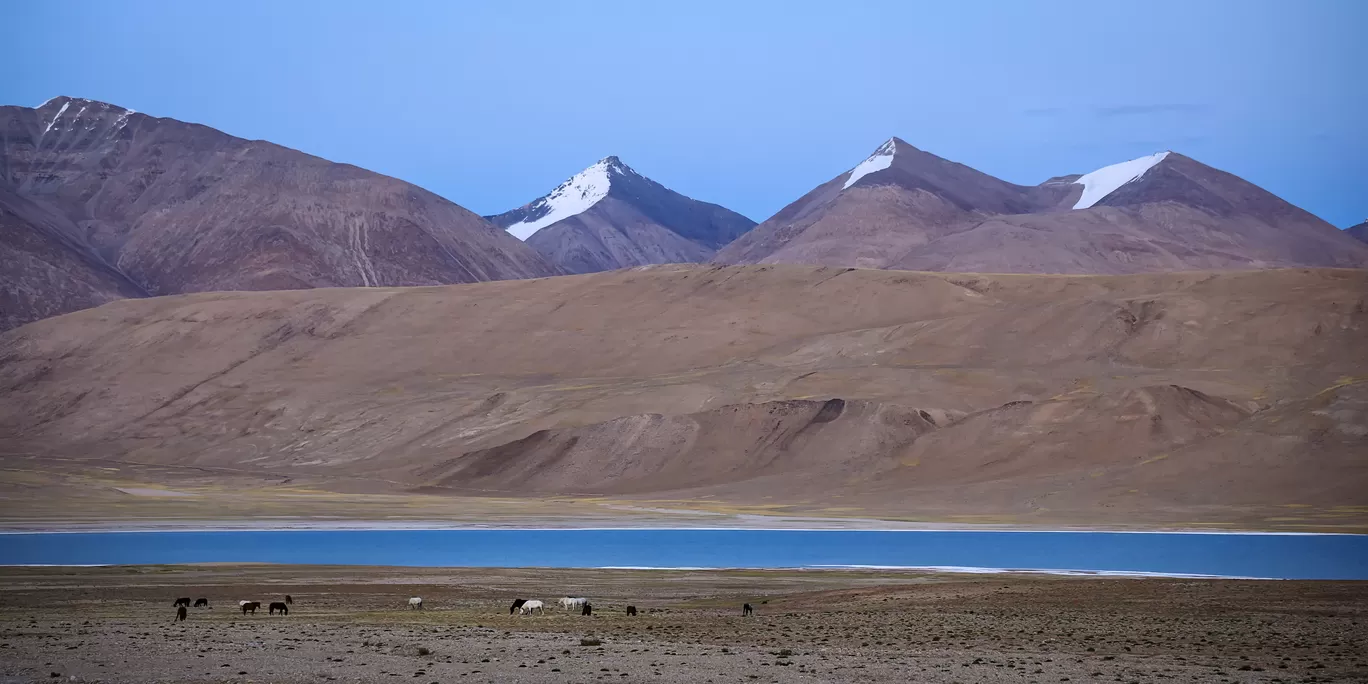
[4,0,1364,226]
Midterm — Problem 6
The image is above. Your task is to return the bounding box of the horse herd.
[174,593,757,621]
[172,595,292,621]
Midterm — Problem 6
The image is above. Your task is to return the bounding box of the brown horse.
[742,603,753,617]
[175,606,187,622]
[193,598,209,608]
[509,598,527,615]
[173,597,191,608]
[626,606,637,616]
[240,601,261,615]
[269,602,288,615]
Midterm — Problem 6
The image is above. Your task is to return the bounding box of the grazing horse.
[269,602,289,615]
[240,601,260,615]
[173,597,191,608]
[519,600,545,615]
[193,598,209,608]
[559,597,587,612]
[285,595,293,605]
[581,602,592,616]
[742,603,753,617]
[408,597,423,610]
[626,606,637,616]
[175,606,187,622]
[509,598,527,615]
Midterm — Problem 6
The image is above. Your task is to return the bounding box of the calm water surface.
[2,529,1365,579]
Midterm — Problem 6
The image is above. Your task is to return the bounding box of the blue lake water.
[2,529,1365,579]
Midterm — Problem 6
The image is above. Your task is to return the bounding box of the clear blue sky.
[4,0,1364,227]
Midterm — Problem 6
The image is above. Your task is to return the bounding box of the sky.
[4,0,1365,227]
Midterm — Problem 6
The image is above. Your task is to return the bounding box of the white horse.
[559,597,587,612]
[408,597,423,610]
[519,600,545,615]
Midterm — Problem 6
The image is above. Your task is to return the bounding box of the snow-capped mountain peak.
[1072,151,1170,209]
[843,138,897,190]
[504,156,640,241]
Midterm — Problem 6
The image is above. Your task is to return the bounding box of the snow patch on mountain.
[843,138,897,190]
[43,101,70,134]
[505,158,623,240]
[1072,152,1170,209]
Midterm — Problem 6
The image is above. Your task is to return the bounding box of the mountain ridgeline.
[713,138,1368,273]
[485,156,756,274]
[2,97,1366,333]
[0,96,559,331]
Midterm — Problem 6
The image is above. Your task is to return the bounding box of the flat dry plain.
[0,565,1364,684]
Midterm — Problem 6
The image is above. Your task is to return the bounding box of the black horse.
[285,594,293,605]
[193,598,209,608]
[509,598,527,615]
[269,602,289,615]
[173,597,191,608]
[241,601,260,615]
[175,605,187,622]
[581,602,592,616]
[626,605,637,616]
[742,603,754,617]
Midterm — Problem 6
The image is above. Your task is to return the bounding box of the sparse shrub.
[416,646,430,656]
[580,637,602,647]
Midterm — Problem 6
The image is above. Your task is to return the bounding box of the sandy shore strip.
[0,516,1353,534]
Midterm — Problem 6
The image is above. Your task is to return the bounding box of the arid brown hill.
[1347,221,1368,244]
[0,96,558,330]
[714,139,1368,274]
[1,265,1364,529]
[486,156,755,274]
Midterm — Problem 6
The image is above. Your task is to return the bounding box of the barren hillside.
[1,265,1365,529]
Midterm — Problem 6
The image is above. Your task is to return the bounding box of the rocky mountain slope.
[0,96,558,330]
[486,156,754,274]
[2,265,1364,530]
[1347,221,1368,244]
[714,139,1368,273]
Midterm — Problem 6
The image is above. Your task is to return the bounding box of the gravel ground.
[0,566,1364,683]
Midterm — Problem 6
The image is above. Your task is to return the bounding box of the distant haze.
[1,0,1363,226]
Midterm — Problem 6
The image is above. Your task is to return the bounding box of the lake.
[2,529,1365,579]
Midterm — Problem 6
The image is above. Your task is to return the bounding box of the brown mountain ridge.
[0,96,559,331]
[714,139,1368,274]
[2,264,1364,530]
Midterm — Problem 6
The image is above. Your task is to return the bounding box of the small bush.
[580,637,602,647]
[416,647,431,656]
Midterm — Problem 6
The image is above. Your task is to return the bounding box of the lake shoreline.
[1,517,1355,535]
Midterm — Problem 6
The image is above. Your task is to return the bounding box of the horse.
[581,602,592,616]
[519,600,545,615]
[626,606,637,616]
[175,605,187,622]
[173,597,191,608]
[269,602,289,615]
[559,597,587,611]
[193,598,209,608]
[408,597,423,610]
[509,598,527,615]
[285,595,293,605]
[240,601,260,615]
[742,603,753,617]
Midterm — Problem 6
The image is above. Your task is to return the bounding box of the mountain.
[0,96,558,331]
[1347,221,1368,244]
[485,156,755,274]
[714,139,1368,273]
[0,184,147,331]
[2,265,1364,530]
